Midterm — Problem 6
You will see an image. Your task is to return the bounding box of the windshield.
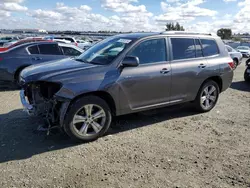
[75,37,134,65]
[237,46,249,50]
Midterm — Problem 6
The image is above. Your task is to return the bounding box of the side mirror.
[121,56,139,67]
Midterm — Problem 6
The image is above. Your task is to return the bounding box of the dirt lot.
[0,62,249,188]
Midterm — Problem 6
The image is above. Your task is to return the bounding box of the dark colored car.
[0,42,83,85]
[244,59,250,82]
[20,32,234,142]
[0,38,50,52]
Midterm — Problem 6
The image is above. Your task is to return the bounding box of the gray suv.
[20,32,234,142]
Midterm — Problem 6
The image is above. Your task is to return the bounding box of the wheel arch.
[66,90,117,116]
[201,76,223,93]
[14,65,30,82]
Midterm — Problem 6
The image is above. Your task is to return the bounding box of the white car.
[59,43,84,57]
[54,36,78,46]
[225,45,243,68]
[53,39,71,44]
[236,46,250,58]
[77,40,93,50]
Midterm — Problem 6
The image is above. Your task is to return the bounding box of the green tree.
[217,28,232,39]
[165,22,185,31]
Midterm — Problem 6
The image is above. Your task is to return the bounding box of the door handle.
[160,68,170,74]
[198,64,206,69]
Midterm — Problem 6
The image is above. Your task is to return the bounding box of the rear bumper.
[221,71,234,92]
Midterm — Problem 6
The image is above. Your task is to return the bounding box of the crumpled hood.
[20,58,97,83]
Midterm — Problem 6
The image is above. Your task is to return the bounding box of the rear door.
[28,43,66,64]
[169,37,208,102]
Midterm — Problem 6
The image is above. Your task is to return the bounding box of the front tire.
[64,96,112,142]
[194,80,220,112]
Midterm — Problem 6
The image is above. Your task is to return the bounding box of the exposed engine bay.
[22,81,67,134]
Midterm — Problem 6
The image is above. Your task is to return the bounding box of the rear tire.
[63,96,112,142]
[244,69,250,82]
[233,58,238,69]
[194,80,220,112]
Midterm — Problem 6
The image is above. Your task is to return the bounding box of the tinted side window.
[200,39,219,57]
[62,46,81,56]
[195,39,203,58]
[171,38,196,60]
[38,44,62,55]
[28,45,39,54]
[129,38,166,65]
[65,38,74,42]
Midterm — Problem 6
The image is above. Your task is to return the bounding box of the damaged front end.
[20,81,69,133]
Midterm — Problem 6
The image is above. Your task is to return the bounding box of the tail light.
[228,62,234,69]
[75,42,78,46]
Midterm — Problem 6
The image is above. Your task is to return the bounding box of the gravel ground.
[0,62,249,188]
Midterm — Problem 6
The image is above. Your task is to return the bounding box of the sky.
[0,0,249,33]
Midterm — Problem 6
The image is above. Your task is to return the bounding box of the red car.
[0,38,51,52]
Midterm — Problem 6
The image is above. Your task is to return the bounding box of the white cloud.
[155,0,217,24]
[1,0,24,2]
[1,0,250,34]
[224,0,237,2]
[0,2,28,11]
[0,0,27,20]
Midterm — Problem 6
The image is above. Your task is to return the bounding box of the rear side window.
[200,39,219,57]
[38,44,62,55]
[171,38,196,60]
[28,45,39,54]
[129,38,167,65]
[65,38,74,42]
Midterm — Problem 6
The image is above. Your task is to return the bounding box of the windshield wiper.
[88,61,106,65]
[74,58,89,63]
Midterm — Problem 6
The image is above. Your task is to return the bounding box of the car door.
[28,43,66,65]
[117,38,171,110]
[169,37,209,102]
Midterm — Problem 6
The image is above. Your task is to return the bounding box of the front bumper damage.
[20,82,70,134]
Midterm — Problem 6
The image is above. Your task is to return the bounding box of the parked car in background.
[0,42,83,85]
[77,40,93,50]
[236,46,250,57]
[0,38,51,52]
[53,39,71,44]
[19,32,234,142]
[225,45,242,68]
[244,59,250,82]
[54,36,78,46]
[0,36,19,47]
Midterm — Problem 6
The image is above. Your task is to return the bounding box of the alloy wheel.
[72,104,106,137]
[200,85,218,110]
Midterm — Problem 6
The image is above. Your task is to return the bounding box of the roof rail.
[160,31,217,36]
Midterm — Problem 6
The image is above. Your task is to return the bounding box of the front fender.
[55,79,103,100]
